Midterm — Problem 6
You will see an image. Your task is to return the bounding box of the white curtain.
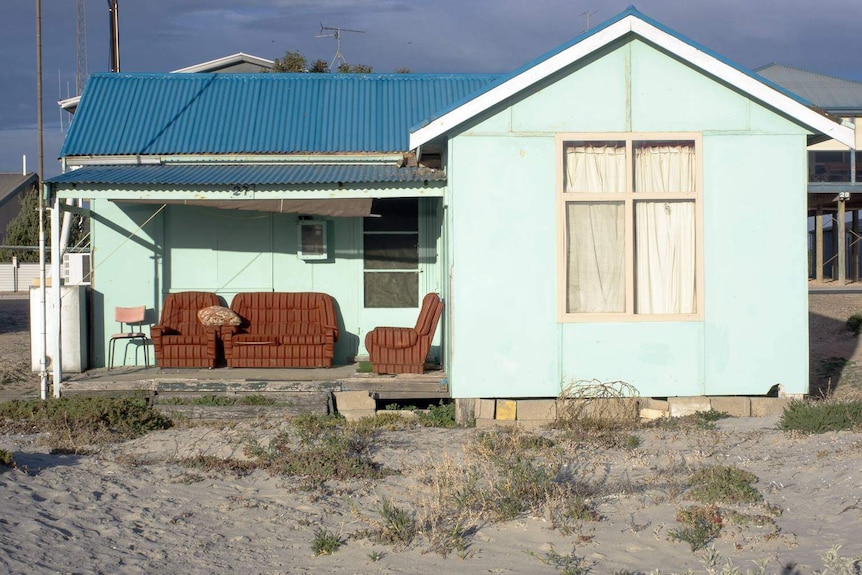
[634,144,695,193]
[634,145,696,314]
[565,144,626,194]
[565,145,626,312]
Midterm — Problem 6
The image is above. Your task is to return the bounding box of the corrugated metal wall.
[0,263,50,292]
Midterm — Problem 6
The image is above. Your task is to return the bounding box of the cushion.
[197,306,242,327]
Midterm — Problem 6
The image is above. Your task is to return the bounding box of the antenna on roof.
[580,10,597,32]
[316,24,365,71]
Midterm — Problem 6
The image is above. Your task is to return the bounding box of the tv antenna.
[316,24,365,70]
[580,10,597,32]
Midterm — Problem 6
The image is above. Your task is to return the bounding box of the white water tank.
[30,284,88,373]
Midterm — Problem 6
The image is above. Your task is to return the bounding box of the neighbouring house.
[45,7,855,400]
[0,172,38,245]
[58,52,274,116]
[757,64,862,282]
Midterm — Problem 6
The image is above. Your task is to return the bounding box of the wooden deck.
[59,363,449,404]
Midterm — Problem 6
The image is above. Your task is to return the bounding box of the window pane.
[564,142,626,193]
[566,202,625,313]
[300,223,326,257]
[364,233,419,269]
[634,142,695,193]
[634,201,696,314]
[364,272,419,308]
[365,198,419,232]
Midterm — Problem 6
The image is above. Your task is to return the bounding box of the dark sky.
[2,0,861,177]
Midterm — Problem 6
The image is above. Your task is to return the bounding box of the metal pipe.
[36,0,47,400]
[51,198,62,397]
[108,0,120,73]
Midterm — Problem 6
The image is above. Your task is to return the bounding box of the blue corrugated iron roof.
[46,164,445,186]
[61,73,499,157]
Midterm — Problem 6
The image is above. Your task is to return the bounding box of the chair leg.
[108,338,115,370]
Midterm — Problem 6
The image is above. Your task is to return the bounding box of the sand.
[2,416,862,574]
[1,293,862,574]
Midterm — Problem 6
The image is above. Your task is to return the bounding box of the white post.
[51,197,62,397]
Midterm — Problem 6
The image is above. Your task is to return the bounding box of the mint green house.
[47,8,853,400]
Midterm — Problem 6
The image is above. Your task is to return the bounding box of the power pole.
[77,0,88,93]
[36,0,48,400]
[316,25,365,71]
[108,0,120,72]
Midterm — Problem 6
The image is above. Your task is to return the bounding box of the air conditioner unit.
[62,253,91,285]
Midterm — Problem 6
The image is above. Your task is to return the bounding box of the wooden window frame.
[556,132,704,322]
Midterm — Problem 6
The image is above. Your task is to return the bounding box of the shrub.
[243,415,395,489]
[416,401,456,428]
[311,528,341,555]
[687,465,761,505]
[376,497,417,546]
[847,313,862,335]
[780,399,862,433]
[668,505,723,551]
[554,379,641,448]
[0,448,14,468]
[0,396,172,451]
[156,394,276,406]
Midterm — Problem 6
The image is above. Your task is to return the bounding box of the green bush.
[0,448,14,468]
[0,396,172,451]
[780,399,862,433]
[311,528,342,556]
[416,401,456,428]
[847,313,862,335]
[668,505,723,552]
[687,465,761,505]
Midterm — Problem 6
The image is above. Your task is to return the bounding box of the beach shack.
[45,7,854,403]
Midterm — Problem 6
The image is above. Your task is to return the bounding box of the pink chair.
[108,306,149,369]
[365,293,443,374]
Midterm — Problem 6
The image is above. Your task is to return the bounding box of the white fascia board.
[59,96,81,111]
[630,20,855,148]
[172,53,274,73]
[54,185,444,200]
[410,14,855,149]
[64,153,405,168]
[409,18,634,150]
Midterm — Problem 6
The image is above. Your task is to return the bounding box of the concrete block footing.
[330,393,792,425]
[467,396,793,428]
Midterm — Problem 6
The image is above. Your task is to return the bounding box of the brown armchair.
[151,291,221,368]
[365,293,444,374]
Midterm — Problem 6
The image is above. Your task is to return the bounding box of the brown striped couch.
[223,292,339,368]
[365,293,443,374]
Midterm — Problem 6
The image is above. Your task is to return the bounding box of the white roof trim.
[59,95,81,111]
[172,52,274,73]
[59,53,276,113]
[409,15,855,149]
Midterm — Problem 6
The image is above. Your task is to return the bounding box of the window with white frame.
[558,134,701,320]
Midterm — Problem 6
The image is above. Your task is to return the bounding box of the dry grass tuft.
[553,379,641,448]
